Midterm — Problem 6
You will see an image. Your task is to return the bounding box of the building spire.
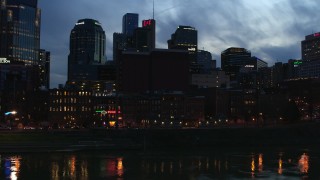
[153,0,155,19]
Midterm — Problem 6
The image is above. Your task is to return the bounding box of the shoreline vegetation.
[0,122,319,153]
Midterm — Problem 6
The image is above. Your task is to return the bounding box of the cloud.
[38,0,320,88]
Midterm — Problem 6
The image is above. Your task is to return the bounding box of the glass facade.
[221,47,252,81]
[168,26,198,72]
[301,32,320,61]
[168,26,197,51]
[122,13,138,36]
[0,0,40,65]
[68,19,106,82]
[39,49,50,89]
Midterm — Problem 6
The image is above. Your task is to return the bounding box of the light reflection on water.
[0,149,318,179]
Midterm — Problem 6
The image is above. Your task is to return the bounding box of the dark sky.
[38,0,320,88]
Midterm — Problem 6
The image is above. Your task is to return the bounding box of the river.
[0,146,319,179]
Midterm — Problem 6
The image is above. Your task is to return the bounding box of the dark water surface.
[0,147,319,180]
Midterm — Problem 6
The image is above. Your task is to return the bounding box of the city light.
[5,111,17,115]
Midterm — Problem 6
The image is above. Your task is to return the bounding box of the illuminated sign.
[314,33,320,37]
[76,21,85,25]
[96,110,121,114]
[245,65,255,68]
[107,110,121,114]
[294,61,302,65]
[0,58,10,64]
[188,47,196,51]
[95,22,101,26]
[142,19,153,27]
[107,110,117,114]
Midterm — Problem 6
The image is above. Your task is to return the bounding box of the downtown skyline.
[38,0,320,88]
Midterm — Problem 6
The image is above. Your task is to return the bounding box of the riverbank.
[0,122,319,152]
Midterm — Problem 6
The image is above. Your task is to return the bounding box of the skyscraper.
[113,13,139,61]
[122,13,138,36]
[301,32,320,61]
[39,49,50,89]
[168,26,198,72]
[221,47,252,81]
[168,26,197,51]
[113,32,126,61]
[197,50,213,73]
[132,19,156,52]
[141,19,156,49]
[0,0,41,65]
[297,32,320,78]
[68,19,106,81]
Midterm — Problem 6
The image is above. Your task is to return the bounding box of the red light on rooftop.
[142,20,152,27]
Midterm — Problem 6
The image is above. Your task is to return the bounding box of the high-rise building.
[117,49,189,93]
[168,26,197,51]
[299,32,320,78]
[301,32,320,61]
[168,26,198,72]
[132,19,156,52]
[141,19,155,49]
[221,47,252,81]
[197,50,213,73]
[0,0,41,65]
[113,13,139,61]
[39,49,50,89]
[113,32,126,61]
[68,19,106,81]
[122,13,139,36]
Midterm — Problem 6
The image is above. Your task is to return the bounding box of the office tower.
[221,47,252,81]
[39,49,50,89]
[122,13,139,36]
[301,32,320,61]
[68,19,106,81]
[299,32,320,78]
[141,19,155,49]
[253,56,268,70]
[113,13,139,61]
[117,49,189,93]
[197,50,213,73]
[0,0,41,65]
[131,19,156,52]
[168,25,197,51]
[113,32,126,61]
[168,26,198,72]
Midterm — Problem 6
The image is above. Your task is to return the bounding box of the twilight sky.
[38,0,320,88]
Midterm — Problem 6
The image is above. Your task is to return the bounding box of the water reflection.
[299,153,309,174]
[258,153,263,172]
[278,156,283,175]
[251,155,255,177]
[4,156,21,180]
[0,150,318,179]
[105,156,124,179]
[51,162,59,180]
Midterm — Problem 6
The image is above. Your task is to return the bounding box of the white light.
[76,21,85,25]
[0,58,10,63]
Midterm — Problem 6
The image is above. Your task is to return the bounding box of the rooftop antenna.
[153,0,155,19]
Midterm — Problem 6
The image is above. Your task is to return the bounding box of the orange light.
[258,154,263,172]
[278,158,283,174]
[109,121,116,127]
[299,153,309,173]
